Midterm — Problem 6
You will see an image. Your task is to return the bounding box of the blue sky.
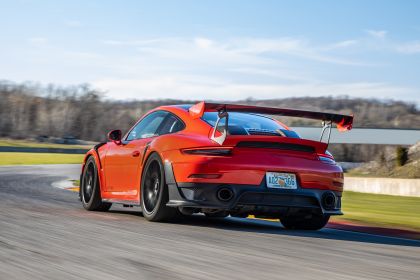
[1,0,420,104]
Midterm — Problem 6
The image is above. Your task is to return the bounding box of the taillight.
[317,151,336,164]
[182,147,233,156]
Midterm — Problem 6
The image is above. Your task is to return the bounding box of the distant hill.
[348,142,420,178]
[1,81,419,143]
[242,97,420,129]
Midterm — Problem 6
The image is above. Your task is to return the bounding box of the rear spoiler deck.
[189,101,354,145]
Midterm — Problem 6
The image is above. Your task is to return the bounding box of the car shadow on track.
[107,208,420,248]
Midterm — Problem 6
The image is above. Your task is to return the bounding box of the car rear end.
[165,110,345,220]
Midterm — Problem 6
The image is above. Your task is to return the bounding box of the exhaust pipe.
[178,207,195,216]
[217,187,234,202]
[321,192,336,210]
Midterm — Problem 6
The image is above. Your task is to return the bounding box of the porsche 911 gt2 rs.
[80,101,353,230]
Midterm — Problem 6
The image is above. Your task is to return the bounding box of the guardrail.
[344,177,420,197]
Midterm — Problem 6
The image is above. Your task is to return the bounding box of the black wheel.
[80,157,112,211]
[140,153,177,222]
[280,214,330,230]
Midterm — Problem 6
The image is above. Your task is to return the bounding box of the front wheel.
[80,157,112,211]
[280,214,330,230]
[140,153,177,222]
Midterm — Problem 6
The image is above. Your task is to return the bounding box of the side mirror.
[108,129,122,144]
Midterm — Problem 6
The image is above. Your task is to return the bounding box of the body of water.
[293,127,420,145]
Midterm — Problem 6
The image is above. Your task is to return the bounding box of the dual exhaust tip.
[216,187,337,211]
[217,187,234,202]
[321,191,337,210]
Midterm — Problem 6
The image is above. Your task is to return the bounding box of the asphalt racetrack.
[0,164,419,280]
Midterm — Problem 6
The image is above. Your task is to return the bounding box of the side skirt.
[102,198,140,206]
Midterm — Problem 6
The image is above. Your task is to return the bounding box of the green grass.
[332,191,420,231]
[0,152,84,165]
[0,138,93,149]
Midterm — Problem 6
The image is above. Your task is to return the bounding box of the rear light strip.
[236,141,315,153]
[182,147,233,156]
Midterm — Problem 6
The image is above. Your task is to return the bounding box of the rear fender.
[148,133,214,152]
[144,133,216,171]
[139,139,171,187]
[144,134,210,186]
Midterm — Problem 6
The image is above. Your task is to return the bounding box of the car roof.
[152,103,292,132]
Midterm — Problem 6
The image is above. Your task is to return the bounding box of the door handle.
[132,151,140,157]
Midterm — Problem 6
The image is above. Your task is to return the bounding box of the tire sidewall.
[81,157,100,209]
[140,153,166,220]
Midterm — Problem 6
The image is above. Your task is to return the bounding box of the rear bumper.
[168,150,344,191]
[164,162,342,216]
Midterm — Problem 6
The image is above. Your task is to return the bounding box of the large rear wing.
[189,101,354,145]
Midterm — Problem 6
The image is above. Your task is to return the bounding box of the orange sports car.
[80,101,353,230]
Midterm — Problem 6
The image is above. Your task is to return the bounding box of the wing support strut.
[210,106,229,145]
[319,120,333,147]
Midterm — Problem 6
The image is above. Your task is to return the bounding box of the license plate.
[266,172,297,189]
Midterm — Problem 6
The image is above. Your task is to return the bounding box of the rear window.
[201,112,299,138]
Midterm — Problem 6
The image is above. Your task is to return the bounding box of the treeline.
[244,97,420,128]
[0,81,419,145]
[328,144,397,163]
[0,82,172,142]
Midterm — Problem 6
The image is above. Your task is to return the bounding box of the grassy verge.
[332,191,420,231]
[0,138,93,149]
[0,152,84,165]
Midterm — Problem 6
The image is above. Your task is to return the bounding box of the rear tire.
[280,214,330,230]
[80,157,112,211]
[140,153,177,222]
